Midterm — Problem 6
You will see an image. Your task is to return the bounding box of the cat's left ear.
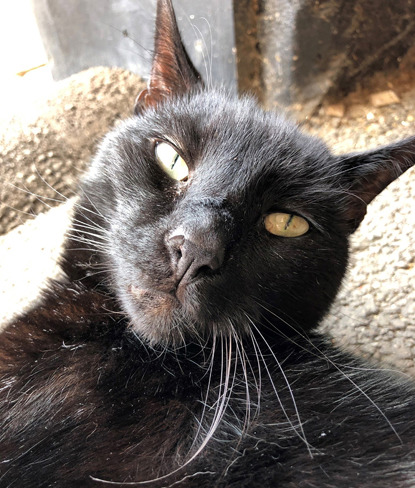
[340,136,415,233]
[135,0,203,115]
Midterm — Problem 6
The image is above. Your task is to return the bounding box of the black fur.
[1,1,415,486]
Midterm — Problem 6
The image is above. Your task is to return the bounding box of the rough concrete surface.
[305,84,415,375]
[0,66,414,376]
[0,66,146,235]
[0,200,73,325]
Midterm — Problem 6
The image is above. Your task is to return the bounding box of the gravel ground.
[0,67,414,375]
[305,85,415,376]
[0,67,145,235]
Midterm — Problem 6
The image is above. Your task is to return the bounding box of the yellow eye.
[264,212,309,237]
[155,142,189,181]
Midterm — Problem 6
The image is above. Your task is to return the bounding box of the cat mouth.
[127,282,199,318]
[126,280,208,325]
[129,284,178,305]
[125,283,204,346]
[125,280,252,347]
[128,273,197,307]
[128,284,180,320]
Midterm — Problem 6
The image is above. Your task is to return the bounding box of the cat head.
[68,0,415,347]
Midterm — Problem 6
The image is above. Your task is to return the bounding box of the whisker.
[201,17,214,91]
[191,334,217,450]
[190,22,212,90]
[247,328,263,418]
[77,188,108,221]
[33,165,71,202]
[246,317,313,456]
[255,302,403,444]
[67,227,110,242]
[90,335,235,486]
[7,183,54,210]
[0,202,36,219]
[7,182,67,205]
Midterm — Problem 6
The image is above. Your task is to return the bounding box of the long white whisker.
[247,329,263,419]
[256,302,402,444]
[77,188,107,220]
[7,182,67,204]
[67,227,110,242]
[200,17,213,91]
[90,336,234,485]
[246,317,313,456]
[233,336,251,432]
[191,334,217,450]
[33,165,71,201]
[249,318,313,457]
[190,22,211,90]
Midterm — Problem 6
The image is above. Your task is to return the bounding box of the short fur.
[1,1,415,487]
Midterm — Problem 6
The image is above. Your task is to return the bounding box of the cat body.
[1,1,415,486]
[3,284,415,488]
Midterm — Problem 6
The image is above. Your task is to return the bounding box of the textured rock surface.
[0,66,414,376]
[306,86,415,376]
[0,67,145,235]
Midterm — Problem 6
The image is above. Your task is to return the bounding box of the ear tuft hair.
[134,0,203,115]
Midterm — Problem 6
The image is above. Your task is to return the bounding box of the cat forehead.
[129,90,330,170]
[148,91,297,142]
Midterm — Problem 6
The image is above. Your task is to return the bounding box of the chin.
[118,284,245,348]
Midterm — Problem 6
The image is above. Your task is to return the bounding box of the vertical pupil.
[284,214,294,230]
[170,153,180,170]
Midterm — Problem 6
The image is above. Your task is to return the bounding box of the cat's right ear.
[339,136,415,233]
[134,0,203,115]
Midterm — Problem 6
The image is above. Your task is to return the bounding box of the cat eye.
[264,212,309,237]
[155,142,189,181]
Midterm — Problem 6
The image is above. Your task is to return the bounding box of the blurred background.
[2,0,415,119]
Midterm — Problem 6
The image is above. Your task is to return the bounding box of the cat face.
[70,0,415,347]
[83,91,349,346]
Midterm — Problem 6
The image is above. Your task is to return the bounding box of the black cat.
[1,1,415,487]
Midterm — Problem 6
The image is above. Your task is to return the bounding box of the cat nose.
[166,232,225,290]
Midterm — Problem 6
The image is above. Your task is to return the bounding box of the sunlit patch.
[264,212,309,237]
[155,142,189,181]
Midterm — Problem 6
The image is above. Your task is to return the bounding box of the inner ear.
[340,136,415,233]
[135,0,203,115]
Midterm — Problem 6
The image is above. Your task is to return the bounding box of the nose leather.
[167,233,225,289]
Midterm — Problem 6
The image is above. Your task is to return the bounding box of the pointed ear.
[134,0,203,115]
[340,136,415,233]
